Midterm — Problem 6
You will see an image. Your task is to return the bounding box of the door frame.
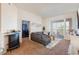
[22,20,31,39]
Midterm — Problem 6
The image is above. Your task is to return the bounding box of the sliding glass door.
[51,19,70,39]
[52,21,64,35]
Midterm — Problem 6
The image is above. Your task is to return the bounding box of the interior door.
[22,20,29,38]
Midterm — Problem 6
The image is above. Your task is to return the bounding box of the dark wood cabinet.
[8,32,20,50]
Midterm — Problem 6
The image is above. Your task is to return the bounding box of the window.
[51,20,70,36]
[52,21,64,35]
[66,21,69,34]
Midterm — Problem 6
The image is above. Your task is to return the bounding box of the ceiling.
[15,3,79,18]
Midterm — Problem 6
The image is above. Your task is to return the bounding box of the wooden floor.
[5,38,49,55]
[5,38,70,55]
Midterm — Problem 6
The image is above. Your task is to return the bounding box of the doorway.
[51,19,72,40]
[51,20,65,40]
[22,20,30,38]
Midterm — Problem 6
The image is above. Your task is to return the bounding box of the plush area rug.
[47,39,70,55]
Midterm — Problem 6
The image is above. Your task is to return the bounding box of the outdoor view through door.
[51,19,71,40]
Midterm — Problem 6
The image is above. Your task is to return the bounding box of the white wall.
[0,3,42,33]
[1,3,18,33]
[42,18,51,32]
[17,8,42,33]
[43,11,78,32]
[0,4,1,32]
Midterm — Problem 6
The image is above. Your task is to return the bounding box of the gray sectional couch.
[31,32,51,46]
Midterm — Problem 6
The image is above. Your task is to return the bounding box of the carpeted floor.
[5,38,70,55]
